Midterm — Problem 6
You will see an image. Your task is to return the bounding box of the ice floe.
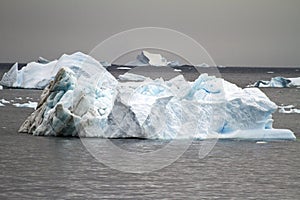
[13,101,38,109]
[0,99,10,104]
[249,77,300,88]
[278,105,300,114]
[0,103,4,107]
[18,54,296,140]
[117,67,132,70]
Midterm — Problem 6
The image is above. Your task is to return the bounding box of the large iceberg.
[18,53,296,140]
[249,76,300,88]
[125,50,180,67]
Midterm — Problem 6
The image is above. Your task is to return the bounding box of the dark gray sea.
[0,65,299,199]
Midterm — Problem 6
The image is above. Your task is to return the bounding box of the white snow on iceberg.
[249,77,300,88]
[18,54,296,140]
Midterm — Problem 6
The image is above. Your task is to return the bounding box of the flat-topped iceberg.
[18,53,296,140]
[249,76,300,88]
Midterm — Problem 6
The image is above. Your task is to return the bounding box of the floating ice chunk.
[278,105,300,114]
[249,77,300,87]
[0,103,4,107]
[0,85,3,90]
[267,71,274,74]
[15,97,22,100]
[217,129,295,140]
[0,99,10,104]
[256,141,267,144]
[13,101,38,109]
[173,69,182,72]
[117,67,132,70]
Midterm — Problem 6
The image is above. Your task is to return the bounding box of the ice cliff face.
[18,54,296,140]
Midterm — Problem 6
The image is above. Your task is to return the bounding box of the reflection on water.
[0,132,299,199]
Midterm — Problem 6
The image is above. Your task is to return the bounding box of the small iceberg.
[249,77,300,88]
[18,52,296,140]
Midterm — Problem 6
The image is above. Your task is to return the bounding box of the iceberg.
[249,76,300,88]
[18,53,296,140]
[125,50,180,67]
[0,52,105,89]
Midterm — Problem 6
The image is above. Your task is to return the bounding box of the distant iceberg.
[125,50,181,67]
[18,52,296,140]
[249,77,300,88]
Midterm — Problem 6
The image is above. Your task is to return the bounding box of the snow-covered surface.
[0,85,3,90]
[0,52,105,89]
[18,54,296,140]
[125,51,180,67]
[249,77,300,88]
[13,101,37,109]
[278,105,300,114]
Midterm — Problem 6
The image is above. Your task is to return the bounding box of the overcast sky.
[0,0,299,66]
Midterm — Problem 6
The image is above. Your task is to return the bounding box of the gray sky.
[0,0,299,66]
